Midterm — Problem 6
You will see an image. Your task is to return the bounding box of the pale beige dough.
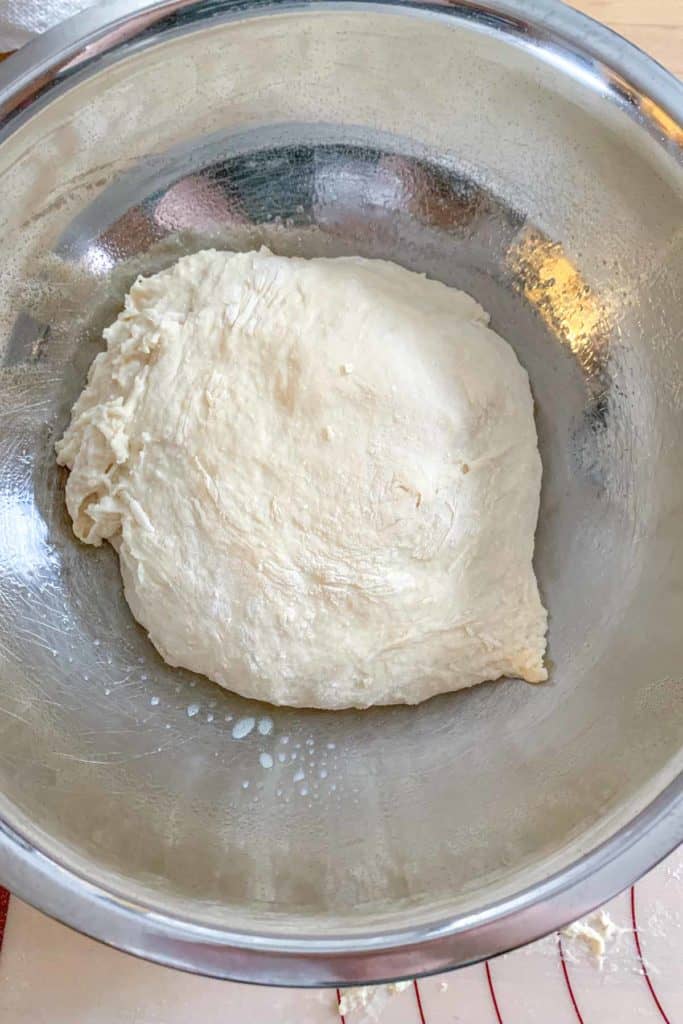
[56,248,547,708]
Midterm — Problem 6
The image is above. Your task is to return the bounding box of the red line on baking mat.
[630,885,672,1024]
[0,887,9,953]
[485,961,504,1024]
[335,988,346,1024]
[557,933,586,1024]
[413,979,427,1024]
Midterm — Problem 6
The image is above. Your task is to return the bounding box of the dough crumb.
[562,910,622,968]
[337,981,411,1020]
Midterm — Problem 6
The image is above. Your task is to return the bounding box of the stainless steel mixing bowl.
[0,0,681,986]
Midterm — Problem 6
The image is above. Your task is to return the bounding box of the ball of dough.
[57,249,547,708]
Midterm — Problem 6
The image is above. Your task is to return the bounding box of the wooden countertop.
[571,0,682,78]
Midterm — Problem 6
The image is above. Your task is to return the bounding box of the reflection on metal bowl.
[0,0,681,986]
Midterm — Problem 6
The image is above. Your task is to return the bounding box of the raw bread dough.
[56,248,547,708]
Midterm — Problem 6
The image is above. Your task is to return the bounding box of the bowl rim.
[0,0,681,987]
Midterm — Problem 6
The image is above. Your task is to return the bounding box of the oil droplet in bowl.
[232,716,255,739]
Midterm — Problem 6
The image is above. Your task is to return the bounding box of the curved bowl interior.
[0,0,681,983]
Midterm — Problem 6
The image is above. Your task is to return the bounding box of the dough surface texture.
[56,248,547,708]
